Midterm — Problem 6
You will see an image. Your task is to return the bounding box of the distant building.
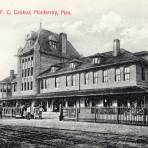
[0,28,148,111]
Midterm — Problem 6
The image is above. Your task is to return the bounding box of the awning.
[36,86,148,99]
[1,85,148,101]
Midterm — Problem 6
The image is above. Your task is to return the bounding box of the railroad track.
[0,124,147,148]
[0,124,81,147]
[0,125,62,147]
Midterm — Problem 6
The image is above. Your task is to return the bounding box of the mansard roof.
[0,77,11,83]
[0,74,17,84]
[17,29,81,59]
[134,51,148,56]
[38,49,148,79]
[97,49,143,65]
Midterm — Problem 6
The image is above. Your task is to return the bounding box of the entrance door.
[42,100,47,112]
[53,100,60,112]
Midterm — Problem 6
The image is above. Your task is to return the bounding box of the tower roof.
[17,29,81,59]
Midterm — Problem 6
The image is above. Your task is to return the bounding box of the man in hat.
[26,105,31,120]
[0,105,2,119]
[39,105,44,119]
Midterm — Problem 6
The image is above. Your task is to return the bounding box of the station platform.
[0,117,148,137]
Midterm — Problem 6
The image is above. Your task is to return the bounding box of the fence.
[2,107,21,117]
[2,107,40,119]
[62,107,148,126]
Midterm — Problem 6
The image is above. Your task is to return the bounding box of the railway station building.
[0,28,148,112]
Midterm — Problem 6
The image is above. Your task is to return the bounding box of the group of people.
[21,105,44,120]
[0,104,44,120]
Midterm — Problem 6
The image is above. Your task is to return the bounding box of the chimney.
[59,33,67,55]
[10,70,15,81]
[113,39,120,56]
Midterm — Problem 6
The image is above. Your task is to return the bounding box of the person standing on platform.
[0,105,3,119]
[39,105,44,119]
[27,105,31,120]
[31,106,35,119]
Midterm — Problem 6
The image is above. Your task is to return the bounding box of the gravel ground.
[0,118,148,148]
[0,118,148,136]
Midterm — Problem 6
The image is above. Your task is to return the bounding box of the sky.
[0,0,148,80]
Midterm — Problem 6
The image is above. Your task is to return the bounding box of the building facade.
[0,29,148,112]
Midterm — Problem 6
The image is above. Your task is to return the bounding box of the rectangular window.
[27,82,30,90]
[28,68,30,76]
[31,67,33,76]
[52,41,57,49]
[55,77,60,88]
[124,67,130,81]
[41,80,44,89]
[24,61,26,69]
[7,85,11,92]
[70,63,75,69]
[66,75,71,86]
[93,71,98,84]
[21,83,23,91]
[22,59,24,69]
[24,82,26,91]
[93,57,100,64]
[30,81,33,90]
[44,79,47,89]
[22,70,24,77]
[3,86,6,92]
[103,70,108,82]
[14,83,16,92]
[142,67,145,81]
[40,79,47,89]
[31,56,34,66]
[22,62,25,69]
[49,41,57,49]
[51,67,55,73]
[28,58,30,67]
[84,73,89,85]
[72,75,76,86]
[115,68,121,82]
[25,69,27,77]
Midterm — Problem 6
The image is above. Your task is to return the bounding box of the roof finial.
[40,18,42,30]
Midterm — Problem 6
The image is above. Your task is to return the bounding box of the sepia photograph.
[0,0,148,147]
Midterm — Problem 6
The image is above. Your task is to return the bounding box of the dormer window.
[48,35,58,49]
[93,57,100,64]
[49,40,57,49]
[90,53,104,65]
[70,63,75,69]
[141,67,145,81]
[49,40,52,46]
[51,67,55,73]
